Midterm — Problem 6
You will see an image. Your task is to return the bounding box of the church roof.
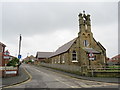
[50,38,77,57]
[36,37,104,58]
[93,38,106,51]
[36,52,53,58]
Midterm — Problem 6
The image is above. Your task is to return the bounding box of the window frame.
[72,50,78,62]
[83,40,89,47]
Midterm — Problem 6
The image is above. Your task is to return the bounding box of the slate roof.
[93,38,106,51]
[36,37,105,58]
[84,48,100,54]
[50,38,77,57]
[36,52,54,58]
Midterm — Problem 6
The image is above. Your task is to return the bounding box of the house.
[111,54,120,61]
[36,52,53,63]
[23,55,37,64]
[107,54,120,65]
[36,11,107,68]
[0,42,18,77]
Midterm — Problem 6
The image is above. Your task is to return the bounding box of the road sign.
[5,71,17,74]
[4,50,10,56]
[88,51,95,60]
[18,55,22,59]
[3,56,10,59]
[88,52,94,57]
[3,50,10,60]
[89,57,95,60]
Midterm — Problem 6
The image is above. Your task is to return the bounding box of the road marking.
[47,69,119,86]
[75,81,91,88]
[3,67,32,88]
[33,68,49,77]
[55,78,80,88]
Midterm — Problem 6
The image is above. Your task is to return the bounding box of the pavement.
[1,66,30,88]
[35,65,120,84]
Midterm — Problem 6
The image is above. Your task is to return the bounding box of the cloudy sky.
[0,0,118,59]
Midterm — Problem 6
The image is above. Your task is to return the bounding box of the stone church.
[36,11,107,67]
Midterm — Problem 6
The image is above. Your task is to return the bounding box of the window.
[72,50,78,62]
[58,56,60,63]
[85,24,88,30]
[83,40,89,47]
[55,59,56,63]
[52,59,54,64]
[62,55,65,63]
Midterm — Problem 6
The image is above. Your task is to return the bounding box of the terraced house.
[36,12,107,68]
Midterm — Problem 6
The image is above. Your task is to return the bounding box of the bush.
[28,60,33,63]
[7,57,19,67]
[24,60,33,64]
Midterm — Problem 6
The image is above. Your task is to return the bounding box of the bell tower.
[78,11,93,48]
[78,11,91,34]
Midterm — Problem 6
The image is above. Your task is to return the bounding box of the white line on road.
[75,81,91,88]
[55,79,80,88]
[33,68,49,77]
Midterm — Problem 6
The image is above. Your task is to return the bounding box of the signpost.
[3,50,10,60]
[88,51,94,60]
[18,55,22,59]
[88,51,94,68]
[18,34,22,68]
[88,51,95,77]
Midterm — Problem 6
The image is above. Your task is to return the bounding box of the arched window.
[83,40,89,47]
[72,50,77,62]
[62,55,65,63]
[55,59,56,63]
[58,56,60,63]
[85,24,88,30]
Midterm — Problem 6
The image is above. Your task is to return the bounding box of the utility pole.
[19,34,22,55]
[18,34,22,61]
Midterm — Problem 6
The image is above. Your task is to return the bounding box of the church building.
[36,11,107,68]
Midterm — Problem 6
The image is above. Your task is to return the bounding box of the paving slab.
[2,66,30,88]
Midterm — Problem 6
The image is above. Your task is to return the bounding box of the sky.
[0,0,119,59]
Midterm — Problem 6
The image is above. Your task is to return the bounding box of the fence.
[39,63,88,76]
[39,63,120,77]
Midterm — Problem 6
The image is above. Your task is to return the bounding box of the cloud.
[1,2,118,58]
[20,29,76,58]
[92,22,118,57]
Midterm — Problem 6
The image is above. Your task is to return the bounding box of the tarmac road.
[3,64,119,89]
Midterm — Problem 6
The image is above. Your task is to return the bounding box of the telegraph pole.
[18,34,22,60]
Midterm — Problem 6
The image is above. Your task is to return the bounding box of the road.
[4,64,119,89]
